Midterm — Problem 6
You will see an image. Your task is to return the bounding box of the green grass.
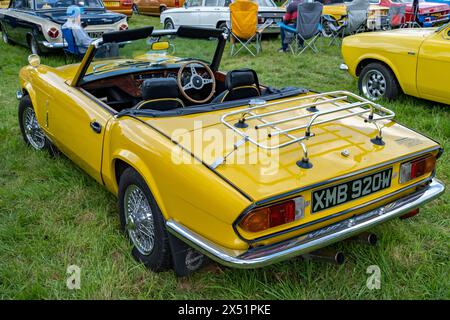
[0,15,449,299]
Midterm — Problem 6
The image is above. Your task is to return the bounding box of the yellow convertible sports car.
[341,23,450,104]
[18,26,445,275]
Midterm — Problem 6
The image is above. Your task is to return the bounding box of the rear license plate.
[312,167,393,213]
[104,1,120,6]
[88,32,104,38]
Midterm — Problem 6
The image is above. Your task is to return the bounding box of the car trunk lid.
[140,92,439,202]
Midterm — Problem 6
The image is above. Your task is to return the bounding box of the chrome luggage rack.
[211,91,395,169]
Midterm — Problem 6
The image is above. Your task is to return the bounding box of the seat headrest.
[225,69,259,91]
[141,78,179,101]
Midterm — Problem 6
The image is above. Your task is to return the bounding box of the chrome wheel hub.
[362,70,386,100]
[23,107,45,150]
[124,185,155,256]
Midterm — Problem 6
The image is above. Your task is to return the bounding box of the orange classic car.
[104,0,134,17]
[132,0,185,16]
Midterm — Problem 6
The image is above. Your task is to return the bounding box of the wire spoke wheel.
[23,106,46,150]
[124,184,155,256]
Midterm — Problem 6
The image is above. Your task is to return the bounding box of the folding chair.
[62,28,84,64]
[384,4,407,29]
[326,0,369,46]
[278,2,323,55]
[404,0,421,28]
[229,0,262,57]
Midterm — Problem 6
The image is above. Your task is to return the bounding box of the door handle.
[90,121,102,134]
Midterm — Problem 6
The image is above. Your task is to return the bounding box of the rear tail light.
[119,24,128,31]
[123,0,133,5]
[175,0,180,7]
[258,17,264,24]
[239,197,305,233]
[399,155,436,184]
[47,27,59,39]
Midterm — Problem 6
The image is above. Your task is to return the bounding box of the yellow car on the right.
[341,23,450,105]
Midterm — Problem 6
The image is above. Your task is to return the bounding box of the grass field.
[0,15,449,299]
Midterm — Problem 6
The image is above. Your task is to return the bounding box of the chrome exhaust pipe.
[302,249,345,265]
[348,232,378,246]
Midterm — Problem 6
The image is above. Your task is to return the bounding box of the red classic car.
[371,0,450,26]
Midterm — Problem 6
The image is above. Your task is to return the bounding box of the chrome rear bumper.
[42,41,67,49]
[167,179,444,268]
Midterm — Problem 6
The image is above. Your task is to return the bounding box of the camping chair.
[326,0,370,46]
[384,4,406,29]
[61,28,84,64]
[278,2,323,55]
[229,0,265,56]
[404,0,421,28]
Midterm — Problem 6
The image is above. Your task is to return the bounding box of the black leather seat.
[135,78,184,111]
[212,69,261,103]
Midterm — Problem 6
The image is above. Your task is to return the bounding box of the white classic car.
[160,0,285,34]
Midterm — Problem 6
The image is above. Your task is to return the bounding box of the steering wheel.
[177,60,216,104]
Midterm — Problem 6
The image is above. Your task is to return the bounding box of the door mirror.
[150,41,170,51]
[184,1,189,8]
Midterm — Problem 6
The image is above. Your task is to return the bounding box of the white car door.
[178,0,202,26]
[198,0,230,28]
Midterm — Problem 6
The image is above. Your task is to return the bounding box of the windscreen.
[83,33,219,78]
[35,0,103,10]
[257,0,276,7]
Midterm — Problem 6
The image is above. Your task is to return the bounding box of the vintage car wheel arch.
[111,153,169,220]
[19,85,44,128]
[356,56,405,94]
[164,17,175,29]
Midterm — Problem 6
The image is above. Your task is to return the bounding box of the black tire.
[29,35,42,55]
[132,4,139,14]
[164,18,174,30]
[18,95,52,152]
[118,167,172,272]
[2,28,11,45]
[217,21,227,33]
[358,62,400,101]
